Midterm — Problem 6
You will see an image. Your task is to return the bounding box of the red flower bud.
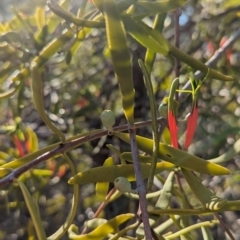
[184,104,198,149]
[168,111,178,148]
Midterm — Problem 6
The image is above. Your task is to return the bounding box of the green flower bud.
[158,102,168,118]
[114,177,137,194]
[100,110,115,135]
[159,97,179,118]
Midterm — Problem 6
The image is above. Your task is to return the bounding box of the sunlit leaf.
[182,169,227,210]
[123,14,169,56]
[68,214,134,239]
[95,156,114,200]
[15,179,47,240]
[113,132,230,176]
[155,171,175,209]
[104,0,135,126]
[136,0,186,15]
[69,161,175,184]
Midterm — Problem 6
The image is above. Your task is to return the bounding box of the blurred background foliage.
[0,0,240,239]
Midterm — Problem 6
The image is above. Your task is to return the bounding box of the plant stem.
[81,188,116,235]
[0,118,166,188]
[179,28,240,103]
[214,213,235,240]
[128,124,152,239]
[174,8,181,102]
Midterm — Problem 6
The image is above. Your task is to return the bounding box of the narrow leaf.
[138,59,160,189]
[95,157,114,200]
[47,1,104,28]
[25,126,38,153]
[121,152,153,163]
[169,44,233,81]
[201,226,214,240]
[68,162,175,184]
[145,13,167,73]
[31,63,66,143]
[47,153,79,240]
[0,130,102,177]
[182,169,227,210]
[123,14,169,56]
[155,171,175,209]
[113,132,230,176]
[68,214,134,239]
[136,0,186,15]
[15,179,47,240]
[104,0,135,126]
[35,7,45,30]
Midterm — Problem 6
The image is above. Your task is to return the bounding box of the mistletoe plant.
[0,0,240,239]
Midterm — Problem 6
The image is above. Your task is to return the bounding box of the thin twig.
[214,213,236,240]
[128,124,152,239]
[174,8,181,102]
[174,12,181,66]
[179,28,240,103]
[81,188,116,235]
[0,118,166,188]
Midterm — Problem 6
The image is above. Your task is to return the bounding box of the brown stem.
[128,125,152,239]
[174,8,181,102]
[81,188,117,235]
[0,118,166,188]
[214,213,236,240]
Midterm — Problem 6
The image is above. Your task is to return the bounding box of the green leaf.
[66,0,136,65]
[138,59,160,189]
[25,126,38,153]
[31,64,66,143]
[169,44,233,81]
[32,28,74,67]
[47,153,79,240]
[209,138,240,163]
[68,214,134,239]
[136,0,186,15]
[104,0,135,126]
[181,169,227,210]
[15,179,47,240]
[85,218,107,229]
[113,132,230,176]
[0,151,15,164]
[32,169,53,177]
[164,220,219,240]
[35,7,45,30]
[0,83,21,99]
[47,1,104,28]
[123,14,169,56]
[122,14,232,82]
[201,226,214,240]
[0,168,12,176]
[95,157,114,200]
[12,26,74,83]
[155,171,175,209]
[0,32,22,44]
[35,0,71,48]
[68,161,175,184]
[144,13,167,73]
[0,130,102,177]
[65,18,99,65]
[106,144,126,164]
[121,152,153,163]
